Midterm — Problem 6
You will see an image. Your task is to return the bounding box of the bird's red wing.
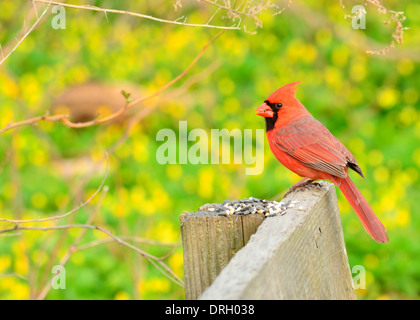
[274,116,357,178]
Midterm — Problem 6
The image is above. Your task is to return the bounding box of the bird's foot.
[283,178,320,199]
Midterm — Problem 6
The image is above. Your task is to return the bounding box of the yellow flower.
[377,88,399,109]
[324,67,341,89]
[0,74,19,98]
[169,251,184,275]
[166,164,183,181]
[114,291,131,300]
[20,73,41,107]
[152,187,170,210]
[12,282,30,300]
[0,255,11,273]
[141,199,156,216]
[150,221,177,243]
[0,107,14,129]
[198,167,214,199]
[130,186,145,206]
[396,208,410,227]
[133,137,149,163]
[143,277,170,293]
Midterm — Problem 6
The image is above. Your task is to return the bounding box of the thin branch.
[0,152,109,224]
[0,3,51,67]
[35,183,109,300]
[291,1,415,60]
[33,0,240,30]
[340,0,408,55]
[0,30,225,134]
[0,273,28,281]
[76,236,177,251]
[0,114,68,135]
[201,0,253,17]
[127,30,224,108]
[0,223,184,287]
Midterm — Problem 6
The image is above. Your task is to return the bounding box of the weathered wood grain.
[198,181,356,300]
[180,209,265,300]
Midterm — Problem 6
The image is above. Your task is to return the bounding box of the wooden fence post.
[181,181,356,300]
[180,208,265,300]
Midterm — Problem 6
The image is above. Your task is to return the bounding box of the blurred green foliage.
[0,0,419,300]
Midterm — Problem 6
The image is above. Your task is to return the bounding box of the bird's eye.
[264,100,282,111]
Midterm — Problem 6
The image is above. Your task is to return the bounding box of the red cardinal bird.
[255,81,389,243]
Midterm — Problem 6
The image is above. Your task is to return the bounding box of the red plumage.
[256,82,389,243]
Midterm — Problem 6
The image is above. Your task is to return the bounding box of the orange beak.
[255,103,274,118]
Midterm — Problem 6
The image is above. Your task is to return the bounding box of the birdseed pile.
[198,197,300,217]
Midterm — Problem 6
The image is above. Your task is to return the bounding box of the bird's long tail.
[337,177,389,243]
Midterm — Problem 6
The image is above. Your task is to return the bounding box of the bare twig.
[0,273,28,281]
[35,183,110,300]
[75,236,177,251]
[0,223,184,287]
[34,0,240,30]
[0,30,225,134]
[0,152,109,224]
[340,0,408,55]
[201,0,285,31]
[291,1,415,60]
[0,3,51,67]
[0,114,68,135]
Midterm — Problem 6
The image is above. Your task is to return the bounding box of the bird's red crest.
[267,81,301,103]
